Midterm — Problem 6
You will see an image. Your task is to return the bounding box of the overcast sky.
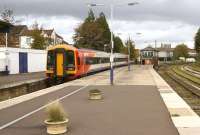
[0,0,199,49]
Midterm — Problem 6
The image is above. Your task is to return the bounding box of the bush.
[89,89,101,93]
[46,101,68,122]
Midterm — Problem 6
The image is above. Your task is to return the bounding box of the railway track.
[158,65,200,115]
[183,65,200,77]
[167,70,200,97]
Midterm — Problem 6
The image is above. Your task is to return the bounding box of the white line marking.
[0,85,89,130]
[0,66,126,130]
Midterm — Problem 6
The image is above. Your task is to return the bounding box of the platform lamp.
[117,32,142,71]
[87,2,139,85]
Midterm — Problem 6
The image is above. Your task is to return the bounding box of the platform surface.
[0,65,199,135]
[0,85,179,135]
[0,71,45,87]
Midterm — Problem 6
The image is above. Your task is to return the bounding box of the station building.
[140,44,197,65]
[0,21,46,75]
[0,47,47,74]
[0,20,65,75]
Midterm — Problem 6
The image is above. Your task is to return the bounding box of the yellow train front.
[46,44,78,80]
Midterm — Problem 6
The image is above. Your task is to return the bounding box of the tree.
[1,9,14,23]
[85,9,95,22]
[113,36,124,53]
[30,22,46,49]
[195,28,200,53]
[173,44,189,60]
[96,12,111,50]
[74,11,127,52]
[73,21,103,50]
[73,10,104,50]
[0,9,21,24]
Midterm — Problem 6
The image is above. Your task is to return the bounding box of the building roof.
[9,25,27,35]
[141,46,157,51]
[141,46,197,54]
[55,33,63,39]
[21,29,34,36]
[188,49,196,53]
[43,29,54,36]
[156,47,174,52]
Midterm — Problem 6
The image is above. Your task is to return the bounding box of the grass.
[89,89,101,93]
[46,101,68,122]
[171,66,200,85]
[189,64,200,73]
[171,114,180,117]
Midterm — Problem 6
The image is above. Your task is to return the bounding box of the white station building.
[0,47,47,74]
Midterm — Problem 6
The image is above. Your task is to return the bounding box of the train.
[46,44,128,80]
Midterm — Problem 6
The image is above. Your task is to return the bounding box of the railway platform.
[0,65,199,135]
[0,72,46,89]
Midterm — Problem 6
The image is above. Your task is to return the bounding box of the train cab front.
[46,45,77,80]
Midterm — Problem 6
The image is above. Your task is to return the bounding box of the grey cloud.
[0,0,200,25]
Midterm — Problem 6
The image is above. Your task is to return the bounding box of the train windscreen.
[66,51,75,69]
[47,51,54,69]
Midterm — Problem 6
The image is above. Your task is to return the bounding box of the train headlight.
[68,67,75,71]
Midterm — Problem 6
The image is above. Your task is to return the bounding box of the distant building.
[140,44,197,64]
[0,23,28,48]
[188,48,197,57]
[140,46,158,64]
[157,44,174,62]
[42,29,64,45]
[19,29,34,48]
[0,20,66,49]
[20,29,64,49]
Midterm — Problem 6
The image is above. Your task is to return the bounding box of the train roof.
[47,44,77,51]
[47,45,127,58]
[78,48,128,58]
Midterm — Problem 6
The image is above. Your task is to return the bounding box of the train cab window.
[47,51,54,69]
[66,51,75,68]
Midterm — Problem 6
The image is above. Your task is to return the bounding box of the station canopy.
[0,20,13,33]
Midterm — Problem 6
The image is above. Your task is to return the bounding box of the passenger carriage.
[46,44,128,80]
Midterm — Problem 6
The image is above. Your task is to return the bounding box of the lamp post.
[110,2,139,85]
[87,2,139,85]
[5,32,8,72]
[117,32,141,71]
[128,36,131,71]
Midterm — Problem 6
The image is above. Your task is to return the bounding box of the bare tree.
[1,9,15,23]
[0,9,22,24]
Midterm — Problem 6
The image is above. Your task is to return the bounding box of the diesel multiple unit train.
[46,44,128,80]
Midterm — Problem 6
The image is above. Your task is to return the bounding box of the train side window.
[77,57,80,65]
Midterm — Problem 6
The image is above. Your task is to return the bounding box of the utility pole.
[155,40,157,57]
[154,40,158,66]
[5,32,8,72]
[110,4,114,85]
[87,2,139,85]
[53,31,56,45]
[128,37,131,71]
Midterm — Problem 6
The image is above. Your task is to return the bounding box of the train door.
[19,52,28,73]
[56,53,64,76]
